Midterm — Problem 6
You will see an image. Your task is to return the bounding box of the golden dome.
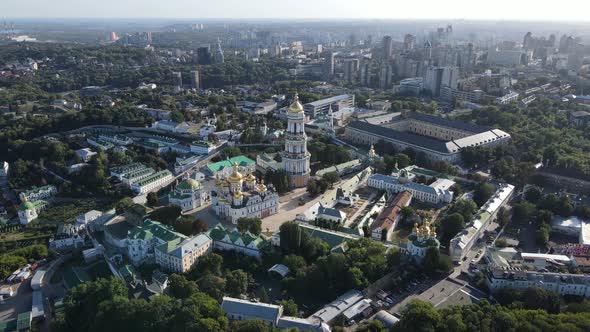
[256,179,267,192]
[228,162,243,183]
[246,172,256,182]
[233,191,243,199]
[288,92,304,113]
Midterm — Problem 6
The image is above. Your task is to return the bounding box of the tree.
[192,219,208,234]
[322,171,339,186]
[230,320,270,332]
[398,300,441,332]
[473,182,494,207]
[236,217,262,235]
[556,195,574,217]
[169,274,198,299]
[307,179,320,196]
[194,253,223,277]
[277,299,298,316]
[174,216,195,236]
[282,254,306,274]
[395,153,411,168]
[146,192,159,207]
[497,206,511,227]
[149,205,182,225]
[115,197,134,214]
[198,274,226,301]
[512,202,536,222]
[448,199,478,221]
[439,213,465,244]
[400,206,416,226]
[225,269,249,297]
[524,187,542,203]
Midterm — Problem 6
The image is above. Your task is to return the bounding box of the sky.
[3,0,590,22]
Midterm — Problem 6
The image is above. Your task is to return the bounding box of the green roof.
[16,312,31,330]
[118,265,137,281]
[128,220,185,242]
[206,156,254,173]
[155,237,183,254]
[133,170,172,187]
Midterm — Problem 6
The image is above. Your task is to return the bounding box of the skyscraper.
[383,36,393,60]
[172,71,183,93]
[324,51,335,79]
[190,70,201,90]
[403,34,415,51]
[213,38,224,64]
[378,63,393,89]
[343,59,359,83]
[283,93,311,188]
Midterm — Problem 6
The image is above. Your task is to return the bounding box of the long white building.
[449,183,514,262]
[368,172,454,205]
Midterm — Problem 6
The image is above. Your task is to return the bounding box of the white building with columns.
[283,93,311,188]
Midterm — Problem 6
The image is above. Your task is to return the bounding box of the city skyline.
[3,0,590,22]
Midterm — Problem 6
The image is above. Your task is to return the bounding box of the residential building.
[23,185,57,202]
[189,140,218,155]
[86,137,114,151]
[155,234,212,273]
[371,191,413,241]
[283,93,311,188]
[368,171,454,205]
[494,92,520,104]
[49,224,84,251]
[168,179,206,212]
[221,297,283,326]
[75,148,97,162]
[449,184,514,262]
[75,210,103,227]
[221,297,331,331]
[98,133,134,146]
[211,163,279,223]
[130,170,174,194]
[208,224,267,258]
[303,94,355,118]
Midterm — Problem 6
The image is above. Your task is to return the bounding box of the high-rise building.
[383,36,393,60]
[172,71,183,93]
[424,66,458,96]
[190,70,201,90]
[378,63,393,90]
[324,51,335,79]
[343,59,359,83]
[213,38,225,64]
[359,60,371,87]
[403,34,415,51]
[283,93,311,188]
[197,46,212,65]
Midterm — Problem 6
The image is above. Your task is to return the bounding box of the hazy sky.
[3,0,590,21]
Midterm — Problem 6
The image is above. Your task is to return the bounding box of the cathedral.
[283,93,311,188]
[211,162,279,224]
[168,178,206,212]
